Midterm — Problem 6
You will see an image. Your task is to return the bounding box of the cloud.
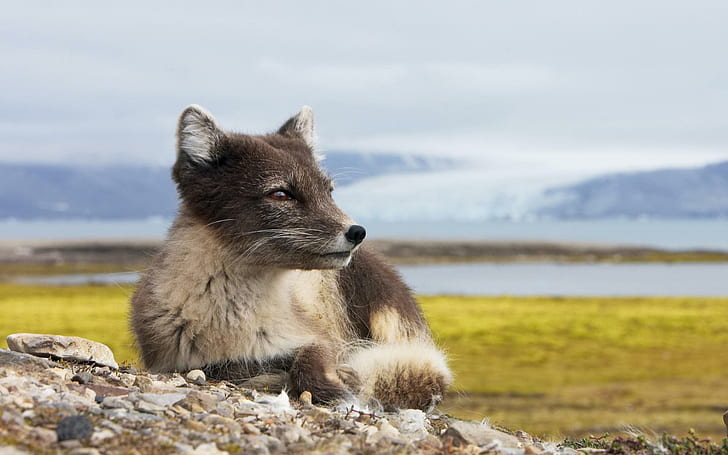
[1,1,728,171]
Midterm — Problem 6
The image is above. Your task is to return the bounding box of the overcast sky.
[2,1,728,176]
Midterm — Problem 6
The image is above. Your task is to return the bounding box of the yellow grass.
[0,283,138,364]
[420,295,728,440]
[1,284,726,440]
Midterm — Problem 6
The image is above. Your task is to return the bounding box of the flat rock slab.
[6,333,119,369]
[443,420,523,449]
[0,348,59,370]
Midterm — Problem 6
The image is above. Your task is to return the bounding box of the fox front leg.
[289,343,358,404]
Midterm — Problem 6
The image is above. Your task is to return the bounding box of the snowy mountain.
[0,152,456,220]
[537,161,728,219]
[2,154,727,221]
[335,160,728,221]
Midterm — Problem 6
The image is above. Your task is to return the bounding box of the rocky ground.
[0,334,584,455]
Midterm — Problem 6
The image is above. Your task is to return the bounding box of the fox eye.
[269,190,295,201]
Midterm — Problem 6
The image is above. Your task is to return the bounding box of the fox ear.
[277,106,317,149]
[177,105,225,163]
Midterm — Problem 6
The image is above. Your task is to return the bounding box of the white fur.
[293,105,317,150]
[370,307,409,343]
[178,104,222,163]
[345,341,453,398]
[148,222,350,372]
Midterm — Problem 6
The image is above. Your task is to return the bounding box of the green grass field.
[1,284,726,441]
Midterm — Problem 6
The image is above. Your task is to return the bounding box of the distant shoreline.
[1,238,727,278]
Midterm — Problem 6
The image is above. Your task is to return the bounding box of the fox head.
[172,105,366,270]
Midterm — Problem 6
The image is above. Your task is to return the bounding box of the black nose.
[345,225,366,246]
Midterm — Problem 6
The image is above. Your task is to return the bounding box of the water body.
[397,262,728,296]
[15,263,728,296]
[1,218,728,251]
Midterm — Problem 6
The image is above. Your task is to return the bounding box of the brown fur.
[130,105,451,410]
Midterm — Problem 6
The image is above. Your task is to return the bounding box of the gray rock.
[69,448,101,455]
[136,399,166,414]
[133,375,155,392]
[239,437,270,455]
[59,440,83,450]
[0,447,29,455]
[443,420,523,449]
[186,369,207,386]
[367,419,405,445]
[71,372,93,385]
[29,427,58,445]
[56,415,94,441]
[391,409,430,440]
[214,401,235,418]
[7,334,118,369]
[101,396,133,410]
[138,392,188,407]
[178,390,219,412]
[190,443,226,454]
[203,414,241,435]
[242,423,261,435]
[173,442,196,454]
[272,423,312,445]
[298,390,312,405]
[0,348,58,370]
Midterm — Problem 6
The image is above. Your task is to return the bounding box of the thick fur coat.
[130,105,452,410]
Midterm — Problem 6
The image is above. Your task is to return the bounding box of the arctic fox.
[130,105,452,410]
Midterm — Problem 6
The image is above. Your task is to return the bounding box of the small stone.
[133,375,155,392]
[233,399,263,417]
[393,409,429,438]
[171,404,191,418]
[7,333,118,369]
[59,440,83,450]
[91,429,115,443]
[30,427,59,445]
[186,369,207,385]
[205,414,241,435]
[300,404,331,423]
[173,442,195,454]
[299,390,312,405]
[191,443,226,454]
[367,419,406,444]
[70,448,101,455]
[0,348,59,370]
[272,423,311,445]
[443,420,522,449]
[242,423,261,435]
[56,415,94,441]
[120,365,138,374]
[85,384,130,397]
[215,401,235,418]
[49,367,71,381]
[524,445,543,455]
[178,390,219,412]
[136,400,166,414]
[72,372,93,385]
[138,392,188,407]
[184,419,208,432]
[164,373,187,388]
[117,373,137,388]
[100,420,124,434]
[101,396,133,410]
